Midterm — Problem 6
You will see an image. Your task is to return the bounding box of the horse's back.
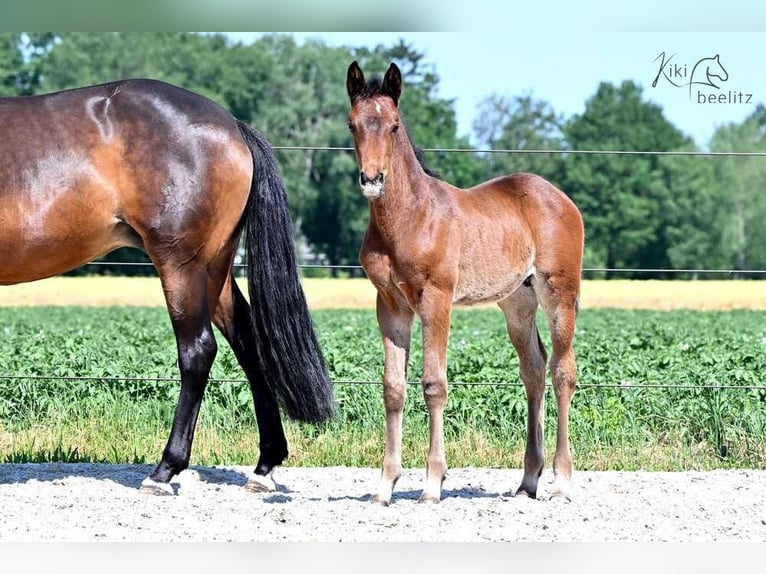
[0,79,243,161]
[464,172,582,240]
[468,171,575,213]
[0,78,232,119]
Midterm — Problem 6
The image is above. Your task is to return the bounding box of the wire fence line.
[271,145,766,157]
[75,260,766,275]
[1,374,764,392]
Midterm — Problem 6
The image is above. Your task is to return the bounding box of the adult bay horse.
[346,61,584,504]
[0,79,335,494]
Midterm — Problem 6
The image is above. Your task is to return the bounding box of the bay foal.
[346,61,584,504]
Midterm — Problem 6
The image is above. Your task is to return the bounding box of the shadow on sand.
[0,462,253,491]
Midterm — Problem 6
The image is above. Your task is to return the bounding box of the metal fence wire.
[1,374,765,392]
[77,260,766,276]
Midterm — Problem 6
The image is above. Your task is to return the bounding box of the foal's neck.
[368,131,434,243]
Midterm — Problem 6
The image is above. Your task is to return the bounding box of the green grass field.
[1,302,764,471]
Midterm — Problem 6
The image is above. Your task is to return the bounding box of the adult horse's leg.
[212,273,287,492]
[373,292,414,506]
[499,285,548,498]
[537,275,579,500]
[140,266,218,495]
[418,286,453,504]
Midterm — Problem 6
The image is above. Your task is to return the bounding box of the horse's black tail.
[236,120,336,423]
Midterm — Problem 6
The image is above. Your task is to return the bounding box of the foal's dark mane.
[361,76,441,180]
[412,144,441,179]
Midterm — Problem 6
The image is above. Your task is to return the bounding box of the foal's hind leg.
[537,276,579,500]
[212,273,287,493]
[141,266,218,495]
[498,285,548,499]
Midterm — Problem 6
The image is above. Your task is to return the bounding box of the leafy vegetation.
[1,307,764,470]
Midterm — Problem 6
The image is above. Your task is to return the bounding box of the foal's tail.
[236,120,336,423]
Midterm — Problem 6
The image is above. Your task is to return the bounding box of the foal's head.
[346,61,402,200]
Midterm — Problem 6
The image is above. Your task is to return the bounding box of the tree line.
[2,32,764,278]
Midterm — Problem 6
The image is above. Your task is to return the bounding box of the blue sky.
[228,32,766,149]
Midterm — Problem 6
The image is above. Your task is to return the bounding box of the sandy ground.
[0,463,764,542]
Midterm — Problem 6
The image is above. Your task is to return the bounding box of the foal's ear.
[347,61,366,103]
[382,63,402,105]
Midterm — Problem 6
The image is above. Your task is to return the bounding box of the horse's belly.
[453,274,528,306]
[0,191,127,285]
[0,234,113,285]
[453,256,533,306]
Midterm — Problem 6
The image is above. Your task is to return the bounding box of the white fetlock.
[372,474,398,506]
[372,485,393,507]
[550,476,573,502]
[418,474,444,504]
[138,476,175,496]
[244,471,276,493]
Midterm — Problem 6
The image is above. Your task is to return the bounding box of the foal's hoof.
[548,490,573,503]
[371,495,391,507]
[244,472,277,493]
[139,477,174,496]
[418,494,441,505]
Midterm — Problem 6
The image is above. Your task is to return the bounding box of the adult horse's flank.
[346,61,584,504]
[0,79,335,493]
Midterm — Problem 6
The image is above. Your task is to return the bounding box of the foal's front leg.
[373,293,414,506]
[418,286,453,504]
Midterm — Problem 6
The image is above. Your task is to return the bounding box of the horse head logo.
[689,54,729,96]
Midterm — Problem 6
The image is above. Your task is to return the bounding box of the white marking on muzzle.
[361,181,384,200]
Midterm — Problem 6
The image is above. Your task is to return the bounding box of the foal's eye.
[347,122,355,133]
[391,124,399,134]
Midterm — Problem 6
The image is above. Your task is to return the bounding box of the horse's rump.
[0,79,251,284]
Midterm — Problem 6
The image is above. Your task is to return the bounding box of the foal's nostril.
[359,171,384,186]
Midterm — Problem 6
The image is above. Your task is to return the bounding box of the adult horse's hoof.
[139,477,174,496]
[371,494,391,507]
[512,487,537,500]
[244,472,276,493]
